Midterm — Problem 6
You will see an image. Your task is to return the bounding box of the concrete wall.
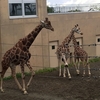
[0,0,100,77]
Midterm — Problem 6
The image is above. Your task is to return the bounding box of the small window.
[97,38,100,42]
[24,3,36,15]
[9,3,22,16]
[52,45,55,50]
[8,0,37,19]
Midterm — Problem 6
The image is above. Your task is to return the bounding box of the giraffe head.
[40,17,54,31]
[72,24,83,35]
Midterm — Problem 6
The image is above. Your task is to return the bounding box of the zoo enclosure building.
[0,0,100,77]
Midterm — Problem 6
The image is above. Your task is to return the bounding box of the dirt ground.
[1,62,100,100]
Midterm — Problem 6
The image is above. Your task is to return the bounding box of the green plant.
[3,76,12,80]
[2,67,57,81]
[35,67,56,74]
[47,6,54,13]
[89,57,100,63]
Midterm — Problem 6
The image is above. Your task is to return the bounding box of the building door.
[49,41,58,68]
[96,36,100,56]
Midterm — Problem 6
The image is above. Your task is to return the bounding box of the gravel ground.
[0,62,100,100]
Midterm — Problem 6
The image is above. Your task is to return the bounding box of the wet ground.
[1,62,100,100]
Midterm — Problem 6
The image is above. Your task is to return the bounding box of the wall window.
[52,45,55,50]
[8,0,37,18]
[97,38,100,42]
[9,3,22,16]
[77,41,79,45]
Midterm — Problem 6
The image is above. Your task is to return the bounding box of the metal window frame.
[8,0,37,19]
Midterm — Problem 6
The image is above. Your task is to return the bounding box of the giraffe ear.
[75,24,78,27]
[45,17,48,21]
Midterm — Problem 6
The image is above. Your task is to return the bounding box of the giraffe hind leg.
[0,67,8,93]
[10,66,23,91]
[74,57,80,75]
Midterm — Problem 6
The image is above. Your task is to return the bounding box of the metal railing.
[1,42,100,58]
[1,42,100,77]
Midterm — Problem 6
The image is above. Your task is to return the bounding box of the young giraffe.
[72,34,91,77]
[0,18,54,94]
[56,24,83,79]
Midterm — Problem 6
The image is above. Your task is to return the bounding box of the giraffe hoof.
[63,75,66,78]
[23,91,28,95]
[0,88,4,93]
[82,74,85,77]
[77,74,80,76]
[59,74,61,77]
[88,77,90,79]
[88,76,91,79]
[89,74,91,77]
[68,77,71,80]
[1,90,4,93]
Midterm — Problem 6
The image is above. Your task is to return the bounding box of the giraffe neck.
[22,24,43,49]
[62,30,75,47]
[72,35,80,49]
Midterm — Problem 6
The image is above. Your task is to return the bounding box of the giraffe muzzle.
[80,33,83,35]
[51,28,54,31]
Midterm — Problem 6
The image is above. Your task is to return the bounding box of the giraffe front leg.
[63,65,66,77]
[63,62,72,79]
[74,58,80,75]
[62,53,71,79]
[26,61,35,89]
[58,58,62,77]
[20,66,28,95]
[65,64,71,79]
[27,69,35,88]
[77,59,80,75]
[87,62,91,77]
[82,61,85,77]
[74,60,78,75]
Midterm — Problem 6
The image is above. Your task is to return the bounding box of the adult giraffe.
[56,24,83,79]
[0,18,54,94]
